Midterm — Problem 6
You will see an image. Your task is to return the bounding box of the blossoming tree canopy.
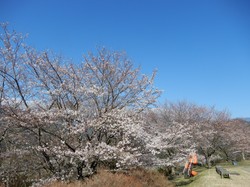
[0,23,163,181]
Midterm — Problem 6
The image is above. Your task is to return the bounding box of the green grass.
[172,161,250,187]
[182,160,250,187]
[172,166,206,186]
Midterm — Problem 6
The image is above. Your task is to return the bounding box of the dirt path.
[186,164,250,187]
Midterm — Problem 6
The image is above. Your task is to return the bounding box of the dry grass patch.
[45,168,174,187]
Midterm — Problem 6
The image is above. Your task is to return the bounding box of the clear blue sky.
[1,0,250,118]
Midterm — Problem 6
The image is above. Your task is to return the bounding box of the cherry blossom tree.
[183,104,231,168]
[144,106,195,177]
[0,23,162,184]
[151,101,231,168]
[220,119,250,161]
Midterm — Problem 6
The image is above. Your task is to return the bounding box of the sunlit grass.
[185,160,250,187]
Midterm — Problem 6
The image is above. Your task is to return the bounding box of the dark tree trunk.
[77,161,86,180]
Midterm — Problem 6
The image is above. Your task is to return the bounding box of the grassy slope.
[185,161,250,187]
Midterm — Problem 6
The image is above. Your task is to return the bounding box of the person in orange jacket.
[183,152,198,178]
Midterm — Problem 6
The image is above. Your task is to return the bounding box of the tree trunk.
[242,151,246,160]
[77,161,85,180]
[207,157,211,168]
[205,156,211,168]
[171,166,175,175]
